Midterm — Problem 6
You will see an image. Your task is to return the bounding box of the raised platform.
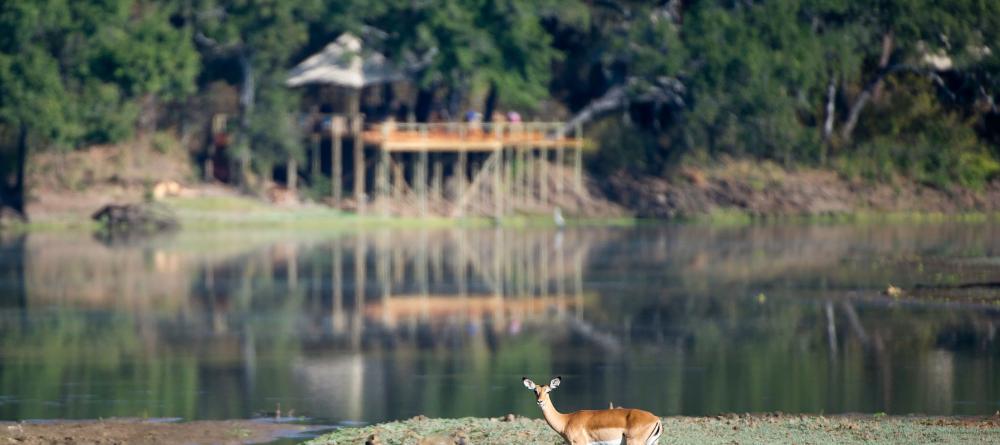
[362,122,586,152]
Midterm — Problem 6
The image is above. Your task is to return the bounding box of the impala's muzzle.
[536,399,546,408]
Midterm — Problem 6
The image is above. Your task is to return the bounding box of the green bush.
[842,76,999,188]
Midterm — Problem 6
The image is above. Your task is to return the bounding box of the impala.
[522,376,662,445]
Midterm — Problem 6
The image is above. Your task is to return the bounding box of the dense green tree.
[364,0,570,119]
[190,0,326,187]
[3,0,1000,217]
[0,0,198,216]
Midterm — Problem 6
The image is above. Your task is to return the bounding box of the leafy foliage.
[2,0,1000,213]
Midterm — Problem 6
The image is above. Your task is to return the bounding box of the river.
[0,223,997,424]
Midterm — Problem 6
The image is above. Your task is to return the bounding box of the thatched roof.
[286,33,405,88]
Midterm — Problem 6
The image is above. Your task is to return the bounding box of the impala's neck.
[539,394,568,434]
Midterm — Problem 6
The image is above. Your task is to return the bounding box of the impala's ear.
[549,376,561,390]
[522,377,536,390]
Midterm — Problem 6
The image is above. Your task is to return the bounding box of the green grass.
[685,209,1000,227]
[164,195,640,231]
[6,194,1000,235]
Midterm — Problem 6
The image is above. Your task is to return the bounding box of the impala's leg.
[643,421,663,445]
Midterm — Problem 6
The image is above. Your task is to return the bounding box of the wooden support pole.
[504,147,514,214]
[332,116,344,204]
[379,124,390,217]
[310,107,320,179]
[537,122,548,204]
[493,126,503,219]
[287,158,298,194]
[555,123,564,198]
[517,145,527,207]
[419,124,429,217]
[311,132,321,180]
[432,159,443,204]
[353,115,365,214]
[392,162,404,200]
[456,126,467,217]
[574,122,583,194]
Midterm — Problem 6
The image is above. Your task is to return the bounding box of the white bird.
[553,207,565,228]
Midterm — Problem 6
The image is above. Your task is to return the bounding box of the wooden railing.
[362,121,585,152]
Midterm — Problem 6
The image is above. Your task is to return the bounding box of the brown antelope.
[523,376,662,445]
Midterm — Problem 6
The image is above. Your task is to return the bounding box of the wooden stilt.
[419,124,429,217]
[504,147,514,214]
[574,122,583,194]
[379,124,390,217]
[493,142,502,219]
[332,116,344,204]
[432,159,443,204]
[287,158,298,194]
[538,126,548,204]
[555,125,564,198]
[392,162,404,200]
[517,146,527,207]
[525,148,535,204]
[309,107,320,178]
[353,115,365,213]
[311,132,321,180]
[456,126,467,216]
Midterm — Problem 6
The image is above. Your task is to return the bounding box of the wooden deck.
[362,122,586,152]
[208,112,590,216]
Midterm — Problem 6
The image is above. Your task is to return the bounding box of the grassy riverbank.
[7,192,1000,235]
[307,414,1000,445]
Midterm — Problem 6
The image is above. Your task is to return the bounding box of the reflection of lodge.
[362,294,573,325]
[318,229,592,348]
[159,229,601,351]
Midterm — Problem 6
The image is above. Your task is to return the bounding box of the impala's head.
[522,376,561,408]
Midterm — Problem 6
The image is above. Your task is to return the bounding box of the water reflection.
[0,225,997,422]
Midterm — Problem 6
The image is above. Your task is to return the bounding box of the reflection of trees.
[0,234,27,311]
[2,224,999,420]
[0,310,199,420]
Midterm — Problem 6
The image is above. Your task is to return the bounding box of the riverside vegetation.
[1,1,999,221]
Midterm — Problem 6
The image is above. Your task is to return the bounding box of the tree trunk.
[560,85,627,136]
[287,157,297,194]
[137,93,158,137]
[841,90,871,142]
[414,87,435,122]
[4,123,30,220]
[841,32,894,142]
[872,32,894,102]
[237,52,255,187]
[483,82,498,122]
[238,53,255,124]
[821,80,837,164]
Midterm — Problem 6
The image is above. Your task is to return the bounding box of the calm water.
[0,224,998,423]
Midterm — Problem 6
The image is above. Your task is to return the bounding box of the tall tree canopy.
[2,0,999,214]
